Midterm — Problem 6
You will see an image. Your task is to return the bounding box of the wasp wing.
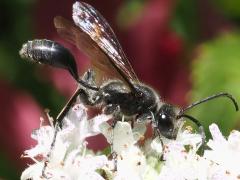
[54,1,138,90]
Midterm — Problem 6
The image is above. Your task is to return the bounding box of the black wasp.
[20,2,238,146]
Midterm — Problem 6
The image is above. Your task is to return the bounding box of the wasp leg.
[78,88,101,106]
[133,111,153,129]
[103,104,122,127]
[153,128,165,161]
[43,70,97,177]
[103,104,119,114]
[78,69,103,106]
[42,87,81,177]
[136,111,153,123]
[110,151,118,171]
[82,69,96,86]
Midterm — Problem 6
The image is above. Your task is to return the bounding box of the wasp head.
[154,104,182,139]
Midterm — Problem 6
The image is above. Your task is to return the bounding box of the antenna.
[179,92,239,115]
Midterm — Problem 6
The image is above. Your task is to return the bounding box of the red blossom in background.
[0,80,42,172]
[125,0,188,106]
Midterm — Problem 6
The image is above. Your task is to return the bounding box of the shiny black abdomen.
[23,39,78,81]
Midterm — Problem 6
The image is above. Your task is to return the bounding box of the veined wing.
[54,1,139,90]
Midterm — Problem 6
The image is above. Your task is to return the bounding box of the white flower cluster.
[21,103,240,180]
[21,104,111,180]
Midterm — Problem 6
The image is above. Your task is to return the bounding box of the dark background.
[1,0,240,179]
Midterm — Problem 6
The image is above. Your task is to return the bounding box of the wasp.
[20,1,238,141]
[20,2,238,173]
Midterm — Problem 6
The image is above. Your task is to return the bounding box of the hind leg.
[42,69,99,177]
[81,69,96,86]
[78,69,102,106]
[77,89,100,105]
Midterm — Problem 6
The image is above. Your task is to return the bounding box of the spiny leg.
[78,88,101,106]
[82,69,96,86]
[136,111,154,123]
[42,87,82,177]
[134,111,154,129]
[79,69,102,106]
[151,111,165,161]
[42,69,99,177]
[154,128,165,161]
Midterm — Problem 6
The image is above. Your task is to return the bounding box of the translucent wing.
[54,1,139,90]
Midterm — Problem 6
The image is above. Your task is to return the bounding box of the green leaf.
[190,32,240,137]
[213,0,240,18]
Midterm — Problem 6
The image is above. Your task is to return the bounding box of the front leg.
[103,104,123,127]
[154,128,165,161]
[136,111,154,123]
[132,112,153,129]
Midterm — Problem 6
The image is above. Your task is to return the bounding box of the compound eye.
[158,112,173,129]
[156,104,177,139]
[159,113,170,122]
[160,114,167,120]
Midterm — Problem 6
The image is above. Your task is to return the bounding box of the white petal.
[132,122,147,142]
[204,124,240,177]
[209,123,226,143]
[88,114,111,135]
[99,121,112,143]
[151,137,163,155]
[21,162,44,180]
[77,155,108,171]
[112,122,135,154]
[25,126,54,158]
[64,153,108,179]
[115,146,146,180]
[68,104,87,121]
[228,130,240,150]
[60,103,95,146]
[77,171,105,180]
[177,129,203,148]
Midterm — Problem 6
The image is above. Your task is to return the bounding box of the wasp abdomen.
[19,39,79,81]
